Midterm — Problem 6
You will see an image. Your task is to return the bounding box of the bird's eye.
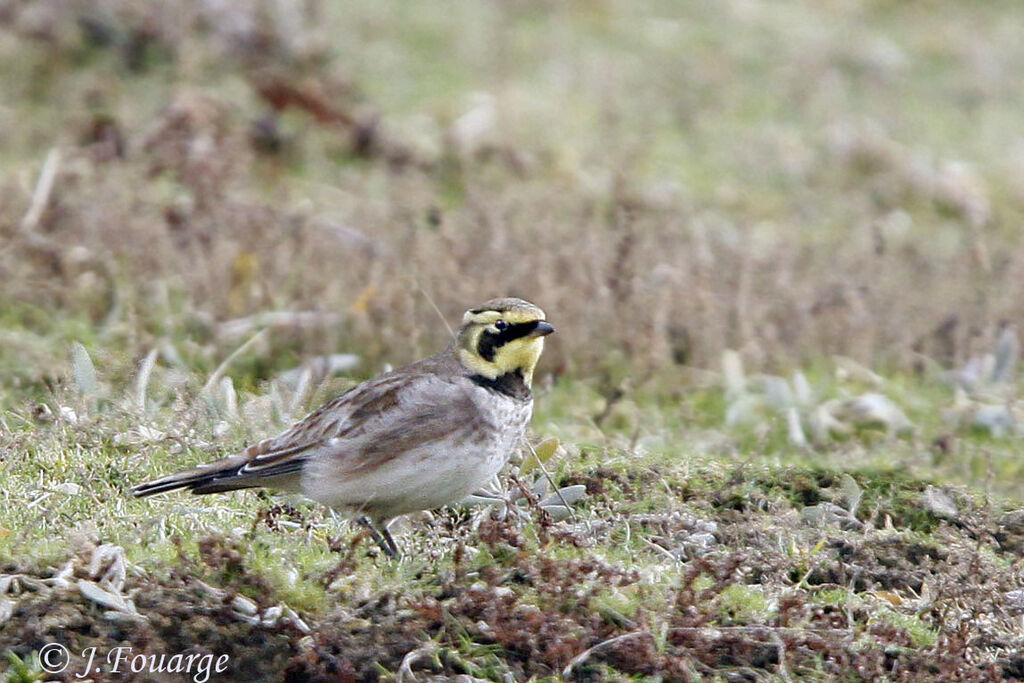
[494,320,508,331]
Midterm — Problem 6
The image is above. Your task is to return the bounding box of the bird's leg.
[379,519,400,558]
[356,516,399,558]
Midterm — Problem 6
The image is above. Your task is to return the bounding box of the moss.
[2,652,45,683]
[714,583,771,625]
[814,587,857,607]
[875,608,939,649]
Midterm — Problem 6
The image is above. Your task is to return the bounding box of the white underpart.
[300,384,531,519]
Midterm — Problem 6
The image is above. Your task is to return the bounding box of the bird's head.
[456,297,554,387]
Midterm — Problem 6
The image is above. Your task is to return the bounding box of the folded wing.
[131,358,480,498]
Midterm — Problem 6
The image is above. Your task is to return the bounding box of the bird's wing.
[320,373,493,477]
[132,360,486,497]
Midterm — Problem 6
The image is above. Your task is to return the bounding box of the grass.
[2,0,1024,680]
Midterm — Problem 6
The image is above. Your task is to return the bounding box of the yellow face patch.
[456,298,551,385]
[463,310,502,326]
[457,336,546,385]
[462,300,546,327]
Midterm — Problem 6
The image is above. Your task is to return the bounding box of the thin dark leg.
[356,516,398,558]
[379,522,400,558]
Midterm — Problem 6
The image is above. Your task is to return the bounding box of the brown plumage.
[132,298,554,557]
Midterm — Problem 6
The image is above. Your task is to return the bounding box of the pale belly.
[300,400,531,519]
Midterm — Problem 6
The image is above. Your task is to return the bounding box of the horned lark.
[132,297,554,557]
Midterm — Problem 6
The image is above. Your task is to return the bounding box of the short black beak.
[530,321,555,337]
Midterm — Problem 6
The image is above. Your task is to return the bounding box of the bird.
[132,297,555,558]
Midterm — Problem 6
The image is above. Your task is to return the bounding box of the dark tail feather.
[131,455,303,497]
[131,454,248,497]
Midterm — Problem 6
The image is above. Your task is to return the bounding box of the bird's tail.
[132,437,309,498]
[131,454,262,497]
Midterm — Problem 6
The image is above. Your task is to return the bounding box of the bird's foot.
[356,516,401,559]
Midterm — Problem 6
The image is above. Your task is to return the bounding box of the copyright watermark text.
[38,643,229,682]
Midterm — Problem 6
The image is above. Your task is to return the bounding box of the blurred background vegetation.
[4,0,1024,385]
